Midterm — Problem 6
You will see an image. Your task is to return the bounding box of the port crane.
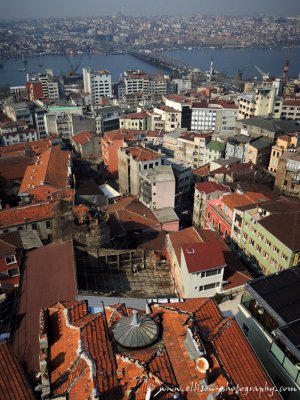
[254,65,270,81]
[62,47,84,76]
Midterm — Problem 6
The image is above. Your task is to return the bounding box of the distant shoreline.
[1,45,299,62]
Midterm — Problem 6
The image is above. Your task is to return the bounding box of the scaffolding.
[75,247,175,298]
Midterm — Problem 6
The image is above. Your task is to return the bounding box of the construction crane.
[62,47,84,76]
[254,65,270,81]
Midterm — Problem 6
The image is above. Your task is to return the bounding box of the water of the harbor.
[0,47,300,86]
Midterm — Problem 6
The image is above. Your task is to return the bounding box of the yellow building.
[268,134,298,173]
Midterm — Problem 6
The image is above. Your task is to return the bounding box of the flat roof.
[247,267,300,325]
[153,207,179,224]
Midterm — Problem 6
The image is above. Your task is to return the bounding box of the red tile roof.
[196,229,251,290]
[0,237,17,257]
[39,297,279,400]
[19,146,70,194]
[72,130,96,145]
[27,185,74,202]
[193,163,210,177]
[0,202,54,229]
[150,299,280,399]
[45,301,121,399]
[124,146,162,161]
[106,196,160,236]
[182,241,226,273]
[122,112,150,119]
[168,227,203,262]
[0,342,35,400]
[195,181,230,194]
[211,318,278,400]
[221,191,269,210]
[0,139,51,157]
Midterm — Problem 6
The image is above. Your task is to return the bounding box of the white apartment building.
[166,233,227,298]
[83,67,112,104]
[191,100,237,133]
[139,165,175,210]
[123,70,149,95]
[238,87,276,119]
[0,121,38,146]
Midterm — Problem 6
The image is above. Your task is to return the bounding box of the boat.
[19,68,26,72]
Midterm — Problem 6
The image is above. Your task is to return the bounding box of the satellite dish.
[196,357,209,373]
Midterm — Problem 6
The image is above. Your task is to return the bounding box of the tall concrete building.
[118,146,166,195]
[83,67,112,104]
[238,87,277,119]
[191,100,237,133]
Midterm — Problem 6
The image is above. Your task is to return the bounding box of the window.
[32,223,37,230]
[273,246,280,254]
[8,267,19,277]
[45,220,51,229]
[263,250,269,260]
[204,282,219,291]
[6,255,16,265]
[201,269,221,278]
[242,322,250,337]
[249,239,254,247]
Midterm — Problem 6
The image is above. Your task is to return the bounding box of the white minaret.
[209,57,214,82]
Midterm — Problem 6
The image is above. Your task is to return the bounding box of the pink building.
[205,191,270,240]
[101,129,141,176]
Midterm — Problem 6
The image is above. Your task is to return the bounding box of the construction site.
[75,247,176,298]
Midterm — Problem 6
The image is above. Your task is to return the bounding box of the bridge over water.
[129,50,203,75]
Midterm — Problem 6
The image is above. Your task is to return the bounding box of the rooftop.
[246,198,300,251]
[195,181,230,195]
[182,241,226,273]
[12,240,77,382]
[247,267,300,326]
[0,155,34,180]
[0,342,35,400]
[238,117,300,134]
[123,146,163,162]
[206,140,225,152]
[39,298,279,399]
[19,146,70,194]
[106,196,160,238]
[153,207,179,224]
[280,148,300,162]
[122,112,150,119]
[0,202,54,228]
[140,165,175,182]
[221,191,269,210]
[72,130,97,145]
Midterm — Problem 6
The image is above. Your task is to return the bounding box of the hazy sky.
[1,0,300,19]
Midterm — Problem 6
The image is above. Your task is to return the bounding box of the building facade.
[83,67,112,103]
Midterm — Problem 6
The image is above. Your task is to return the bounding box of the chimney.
[132,309,139,326]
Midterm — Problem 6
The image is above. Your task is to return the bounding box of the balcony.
[241,291,279,335]
[270,341,300,387]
